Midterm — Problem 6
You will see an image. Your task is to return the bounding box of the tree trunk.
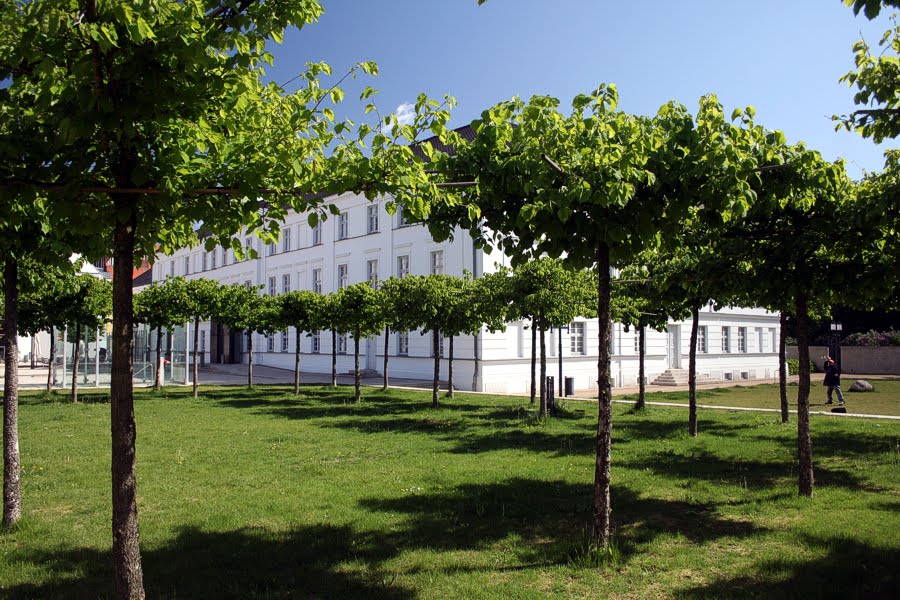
[382,326,389,391]
[530,322,537,404]
[688,304,699,437]
[154,326,163,391]
[110,194,146,599]
[71,321,81,403]
[247,331,253,388]
[3,259,21,528]
[192,318,200,399]
[354,326,361,403]
[592,242,613,549]
[635,326,646,410]
[779,312,789,423]
[294,329,302,395]
[432,329,440,408]
[795,293,814,497]
[539,318,547,417]
[331,330,337,387]
[447,336,455,398]
[47,328,56,392]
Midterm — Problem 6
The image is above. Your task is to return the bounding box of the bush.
[787,359,799,375]
[842,329,900,347]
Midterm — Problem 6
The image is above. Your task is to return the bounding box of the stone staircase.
[651,368,716,387]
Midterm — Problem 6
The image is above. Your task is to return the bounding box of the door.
[668,325,682,369]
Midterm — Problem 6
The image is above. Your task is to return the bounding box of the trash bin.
[565,376,575,397]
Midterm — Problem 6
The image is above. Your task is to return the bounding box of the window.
[282,227,292,252]
[757,327,764,353]
[244,237,253,260]
[397,331,409,356]
[367,205,379,234]
[281,330,289,352]
[266,334,275,353]
[224,247,230,266]
[201,252,207,272]
[312,268,322,294]
[430,250,444,275]
[722,327,731,353]
[244,279,252,289]
[570,322,586,355]
[267,241,276,256]
[338,264,348,289]
[397,255,410,278]
[210,250,217,270]
[183,256,190,275]
[738,327,747,353]
[282,274,291,295]
[268,276,277,296]
[397,208,409,227]
[311,330,320,354]
[338,333,348,354]
[312,221,322,246]
[200,330,206,353]
[169,261,175,277]
[697,326,708,353]
[338,212,349,240]
[770,328,777,353]
[367,259,378,288]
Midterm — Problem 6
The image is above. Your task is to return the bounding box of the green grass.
[620,377,900,417]
[2,385,899,599]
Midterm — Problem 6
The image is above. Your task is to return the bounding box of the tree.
[510,259,594,416]
[184,278,221,399]
[836,0,900,142]
[1,2,454,593]
[214,284,267,388]
[428,88,766,549]
[62,275,112,403]
[276,290,323,394]
[134,279,192,391]
[333,283,386,402]
[314,293,344,388]
[379,278,410,391]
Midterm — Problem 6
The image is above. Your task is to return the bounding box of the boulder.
[849,380,874,392]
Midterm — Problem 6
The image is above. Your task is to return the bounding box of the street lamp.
[829,322,842,368]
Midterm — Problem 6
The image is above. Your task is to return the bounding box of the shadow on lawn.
[358,478,764,565]
[4,524,414,600]
[619,448,872,492]
[677,534,899,599]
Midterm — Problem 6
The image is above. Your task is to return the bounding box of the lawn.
[619,377,900,417]
[1,385,898,599]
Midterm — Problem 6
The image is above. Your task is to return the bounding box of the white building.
[153,192,782,394]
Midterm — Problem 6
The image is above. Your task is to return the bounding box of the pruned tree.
[65,275,112,403]
[276,290,323,394]
[184,278,221,398]
[333,283,387,402]
[134,278,192,391]
[213,283,267,388]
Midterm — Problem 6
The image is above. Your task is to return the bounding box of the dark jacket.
[823,362,841,386]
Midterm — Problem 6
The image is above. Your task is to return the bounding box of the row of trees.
[2,2,898,596]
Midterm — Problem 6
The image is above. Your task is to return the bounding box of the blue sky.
[268,0,896,178]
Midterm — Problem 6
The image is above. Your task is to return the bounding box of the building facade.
[153,192,782,393]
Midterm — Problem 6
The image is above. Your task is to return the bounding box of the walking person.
[823,356,845,406]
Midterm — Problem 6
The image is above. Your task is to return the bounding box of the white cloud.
[394,102,415,126]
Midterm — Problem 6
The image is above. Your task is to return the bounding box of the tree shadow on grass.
[358,478,764,566]
[4,524,413,600]
[752,427,900,460]
[618,449,873,492]
[676,534,899,599]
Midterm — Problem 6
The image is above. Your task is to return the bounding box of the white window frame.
[738,327,747,353]
[367,259,378,288]
[200,330,206,353]
[282,227,292,252]
[397,331,409,356]
[281,330,289,353]
[337,212,349,240]
[367,205,379,234]
[570,322,586,355]
[312,268,323,294]
[282,274,291,295]
[210,250,217,270]
[430,250,444,275]
[184,256,190,275]
[311,331,321,354]
[244,236,253,260]
[722,327,731,353]
[267,240,276,256]
[268,276,277,296]
[397,255,410,278]
[697,326,708,354]
[201,252,207,272]
[338,264,348,289]
[312,221,323,246]
[266,334,275,353]
[338,333,348,354]
[169,261,175,277]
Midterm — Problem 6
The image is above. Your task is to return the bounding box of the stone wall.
[787,345,900,375]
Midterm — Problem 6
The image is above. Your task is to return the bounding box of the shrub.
[787,359,799,375]
[842,329,900,347]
